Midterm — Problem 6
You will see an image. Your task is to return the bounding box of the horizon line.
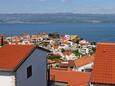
[0,12,115,15]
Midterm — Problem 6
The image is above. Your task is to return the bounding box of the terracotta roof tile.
[74,55,95,67]
[0,45,35,71]
[91,43,115,84]
[48,60,56,64]
[50,69,90,86]
[59,60,75,68]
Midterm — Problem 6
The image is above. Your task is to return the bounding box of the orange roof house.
[0,44,49,86]
[74,55,95,67]
[91,43,115,85]
[50,69,90,86]
[74,55,95,72]
[59,60,75,69]
[0,45,34,71]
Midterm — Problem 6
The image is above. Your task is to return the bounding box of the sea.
[0,23,115,42]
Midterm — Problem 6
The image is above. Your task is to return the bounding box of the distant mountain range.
[0,13,115,24]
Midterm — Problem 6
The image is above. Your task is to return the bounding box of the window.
[82,69,84,72]
[27,65,32,78]
[85,68,92,72]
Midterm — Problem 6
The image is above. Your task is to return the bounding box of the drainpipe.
[0,34,4,46]
[47,65,50,86]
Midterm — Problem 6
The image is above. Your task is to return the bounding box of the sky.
[0,0,115,14]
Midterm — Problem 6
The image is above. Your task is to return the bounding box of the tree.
[48,55,61,60]
[48,32,60,38]
[72,50,80,57]
[61,48,65,53]
[91,42,96,45]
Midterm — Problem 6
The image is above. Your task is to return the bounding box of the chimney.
[0,34,4,46]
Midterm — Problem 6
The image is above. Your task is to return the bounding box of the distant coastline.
[0,13,115,24]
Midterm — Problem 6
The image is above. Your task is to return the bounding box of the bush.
[72,50,80,56]
[48,55,61,60]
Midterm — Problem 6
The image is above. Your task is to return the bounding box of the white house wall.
[0,72,15,86]
[74,63,93,72]
[90,84,115,86]
[16,49,48,86]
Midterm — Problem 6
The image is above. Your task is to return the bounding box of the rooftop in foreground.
[0,45,35,71]
[50,69,90,86]
[91,43,115,84]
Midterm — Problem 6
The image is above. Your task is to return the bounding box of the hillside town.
[2,32,96,59]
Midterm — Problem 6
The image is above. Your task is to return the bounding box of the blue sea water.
[0,23,115,42]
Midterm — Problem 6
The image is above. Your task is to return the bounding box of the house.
[58,60,75,70]
[91,43,115,86]
[22,34,31,40]
[69,35,80,42]
[78,47,89,55]
[62,51,76,60]
[79,40,90,45]
[64,35,70,40]
[50,69,90,86]
[0,45,49,86]
[74,55,94,72]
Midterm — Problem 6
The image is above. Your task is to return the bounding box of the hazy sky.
[0,0,115,14]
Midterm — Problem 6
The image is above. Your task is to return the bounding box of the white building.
[79,47,89,55]
[0,45,49,86]
[61,51,76,60]
[74,55,94,72]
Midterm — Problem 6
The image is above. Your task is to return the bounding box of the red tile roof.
[74,55,95,67]
[48,60,56,64]
[91,43,115,84]
[0,45,35,71]
[50,69,90,86]
[59,60,75,68]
